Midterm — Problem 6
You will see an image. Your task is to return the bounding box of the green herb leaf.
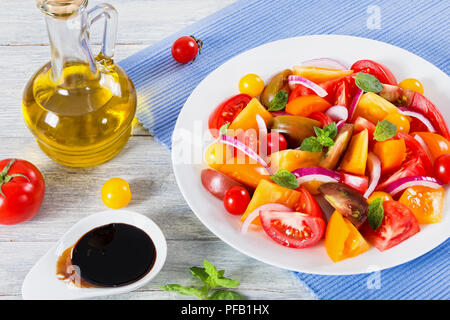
[368,197,384,230]
[374,120,397,141]
[207,290,244,300]
[215,277,240,288]
[190,266,209,283]
[270,169,299,189]
[268,90,288,111]
[159,284,206,299]
[299,137,322,152]
[355,72,383,93]
[323,122,338,139]
[219,123,230,136]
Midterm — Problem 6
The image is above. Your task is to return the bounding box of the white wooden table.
[0,0,314,300]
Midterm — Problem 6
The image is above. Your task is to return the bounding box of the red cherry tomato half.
[434,154,450,184]
[223,186,251,215]
[362,201,419,251]
[208,94,252,138]
[171,36,202,63]
[294,186,325,219]
[351,59,397,85]
[259,210,325,248]
[266,132,287,155]
[0,159,45,225]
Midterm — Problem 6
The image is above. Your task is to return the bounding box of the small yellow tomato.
[368,191,393,204]
[399,78,424,94]
[101,178,132,209]
[238,74,265,97]
[383,113,410,133]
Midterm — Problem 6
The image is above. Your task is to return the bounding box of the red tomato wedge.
[407,91,450,140]
[309,111,333,128]
[397,131,433,175]
[259,210,325,248]
[294,186,325,219]
[208,94,252,138]
[362,201,420,251]
[354,116,376,140]
[377,156,426,191]
[288,84,315,102]
[351,59,397,85]
[339,172,369,195]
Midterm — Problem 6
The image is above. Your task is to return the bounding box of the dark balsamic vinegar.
[56,223,156,288]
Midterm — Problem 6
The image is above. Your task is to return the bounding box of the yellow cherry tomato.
[368,191,393,204]
[238,74,265,97]
[101,178,132,209]
[399,78,424,94]
[383,113,410,133]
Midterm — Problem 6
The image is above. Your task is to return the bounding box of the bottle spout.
[37,0,88,18]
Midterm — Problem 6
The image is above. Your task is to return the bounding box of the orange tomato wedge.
[285,95,331,117]
[414,132,450,160]
[293,66,353,83]
[325,211,370,262]
[353,92,399,123]
[340,129,369,175]
[399,186,445,224]
[269,149,322,172]
[373,139,406,173]
[241,180,301,225]
[229,98,273,133]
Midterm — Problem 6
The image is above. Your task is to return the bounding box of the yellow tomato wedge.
[293,66,353,83]
[325,211,370,262]
[241,180,301,225]
[373,139,406,173]
[205,142,269,189]
[269,149,322,172]
[285,95,331,117]
[229,98,273,133]
[399,186,445,224]
[340,129,369,175]
[353,92,399,123]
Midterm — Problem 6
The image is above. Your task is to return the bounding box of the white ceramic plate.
[172,35,450,275]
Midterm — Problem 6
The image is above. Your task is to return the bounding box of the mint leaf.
[215,277,240,288]
[299,136,323,152]
[323,122,337,139]
[268,90,288,111]
[270,169,299,189]
[355,72,383,93]
[160,284,206,299]
[219,123,230,136]
[374,120,397,141]
[190,266,209,283]
[207,290,244,300]
[368,198,384,230]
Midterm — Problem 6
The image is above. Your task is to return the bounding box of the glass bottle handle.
[87,3,118,59]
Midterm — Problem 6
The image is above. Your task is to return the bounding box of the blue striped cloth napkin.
[120,0,450,299]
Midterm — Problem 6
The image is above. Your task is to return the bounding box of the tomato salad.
[201,58,449,262]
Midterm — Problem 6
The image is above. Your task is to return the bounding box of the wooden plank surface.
[0,0,314,300]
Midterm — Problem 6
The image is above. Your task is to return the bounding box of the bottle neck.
[44,8,97,83]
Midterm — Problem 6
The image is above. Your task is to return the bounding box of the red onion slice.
[384,176,443,196]
[292,167,341,184]
[256,114,268,159]
[240,203,292,233]
[219,134,270,170]
[364,152,381,198]
[326,105,348,122]
[413,134,433,161]
[398,107,436,133]
[288,75,328,97]
[302,58,347,70]
[336,120,346,130]
[270,111,293,117]
[348,89,363,120]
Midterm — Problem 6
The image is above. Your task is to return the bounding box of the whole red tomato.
[171,36,203,63]
[0,159,45,225]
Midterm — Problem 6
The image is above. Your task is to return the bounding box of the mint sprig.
[355,72,383,93]
[268,90,288,111]
[270,169,299,189]
[368,197,384,230]
[373,120,397,141]
[160,259,244,300]
[300,122,337,152]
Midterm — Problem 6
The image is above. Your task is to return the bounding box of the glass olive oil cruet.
[23,1,136,167]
